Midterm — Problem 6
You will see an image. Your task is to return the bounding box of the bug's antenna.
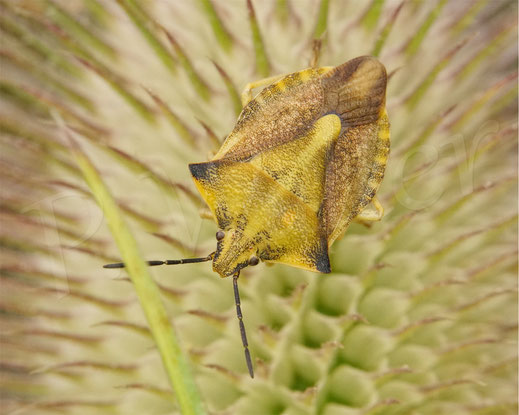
[233,271,254,378]
[103,254,214,269]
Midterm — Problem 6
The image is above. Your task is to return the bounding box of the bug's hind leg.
[241,74,286,106]
[354,197,384,228]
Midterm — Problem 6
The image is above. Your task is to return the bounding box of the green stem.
[247,0,270,77]
[69,135,206,415]
[313,0,330,39]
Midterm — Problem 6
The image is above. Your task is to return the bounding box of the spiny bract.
[1,1,517,415]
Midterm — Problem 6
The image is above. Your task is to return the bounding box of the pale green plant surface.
[1,1,517,415]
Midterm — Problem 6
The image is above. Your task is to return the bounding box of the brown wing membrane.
[322,56,387,127]
[320,57,390,244]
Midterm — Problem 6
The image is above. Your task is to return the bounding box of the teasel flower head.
[1,1,517,414]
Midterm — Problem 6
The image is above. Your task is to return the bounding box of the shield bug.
[105,56,390,378]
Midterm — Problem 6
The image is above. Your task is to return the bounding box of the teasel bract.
[1,1,517,414]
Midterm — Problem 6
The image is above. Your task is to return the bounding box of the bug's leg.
[241,74,286,106]
[198,207,214,220]
[354,197,384,227]
[310,38,322,68]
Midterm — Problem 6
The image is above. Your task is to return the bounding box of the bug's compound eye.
[215,230,225,241]
[248,256,259,266]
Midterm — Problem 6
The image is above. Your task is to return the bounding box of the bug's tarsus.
[103,254,214,269]
[233,271,254,378]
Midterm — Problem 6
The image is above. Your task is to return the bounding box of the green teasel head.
[1,1,517,414]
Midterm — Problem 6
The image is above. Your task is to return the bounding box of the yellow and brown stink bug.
[105,56,390,378]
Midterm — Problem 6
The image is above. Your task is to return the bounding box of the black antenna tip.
[245,348,254,378]
[103,263,125,268]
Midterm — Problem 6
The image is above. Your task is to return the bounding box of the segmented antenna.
[233,271,254,378]
[103,255,213,268]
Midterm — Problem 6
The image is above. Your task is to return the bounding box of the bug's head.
[212,229,260,277]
